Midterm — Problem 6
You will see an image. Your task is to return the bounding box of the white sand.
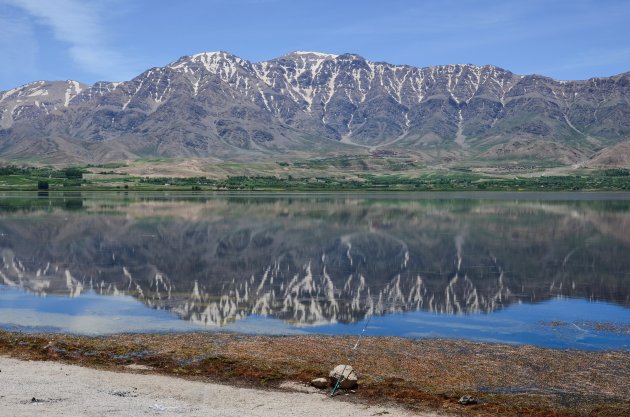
[0,356,439,417]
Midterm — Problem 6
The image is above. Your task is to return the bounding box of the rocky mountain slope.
[1,51,629,165]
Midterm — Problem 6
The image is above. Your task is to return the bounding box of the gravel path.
[0,356,435,417]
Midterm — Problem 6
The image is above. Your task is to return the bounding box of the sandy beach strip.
[0,356,432,417]
[1,331,629,416]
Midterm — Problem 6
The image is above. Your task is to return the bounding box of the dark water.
[0,192,628,350]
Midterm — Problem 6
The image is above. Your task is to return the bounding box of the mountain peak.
[282,51,339,60]
[168,51,246,71]
[190,51,235,59]
[278,51,373,65]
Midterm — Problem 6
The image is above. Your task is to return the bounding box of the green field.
[0,163,629,192]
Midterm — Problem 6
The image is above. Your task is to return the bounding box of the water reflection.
[0,193,629,329]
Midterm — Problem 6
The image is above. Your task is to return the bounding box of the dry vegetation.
[1,331,628,417]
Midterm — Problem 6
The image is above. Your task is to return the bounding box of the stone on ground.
[328,365,358,389]
[310,378,329,389]
[458,394,477,405]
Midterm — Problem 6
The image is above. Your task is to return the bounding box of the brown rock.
[328,365,358,390]
[458,394,477,405]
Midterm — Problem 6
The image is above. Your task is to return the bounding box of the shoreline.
[0,356,423,417]
[1,331,628,416]
[3,187,630,193]
[2,164,630,193]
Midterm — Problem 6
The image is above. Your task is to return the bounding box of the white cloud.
[5,0,129,80]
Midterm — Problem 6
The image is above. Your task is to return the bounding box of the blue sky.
[1,0,629,90]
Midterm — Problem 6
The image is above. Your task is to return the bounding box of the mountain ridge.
[1,51,629,166]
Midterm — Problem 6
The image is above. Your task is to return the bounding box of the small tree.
[63,167,83,179]
[37,180,49,190]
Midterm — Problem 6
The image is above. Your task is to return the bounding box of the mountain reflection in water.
[0,193,629,329]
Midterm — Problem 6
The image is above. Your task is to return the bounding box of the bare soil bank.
[1,331,628,417]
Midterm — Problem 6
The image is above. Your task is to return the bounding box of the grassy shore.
[0,162,629,191]
[1,331,628,417]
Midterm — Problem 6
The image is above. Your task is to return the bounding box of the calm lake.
[0,192,628,350]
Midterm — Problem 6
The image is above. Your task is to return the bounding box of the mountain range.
[1,51,629,166]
